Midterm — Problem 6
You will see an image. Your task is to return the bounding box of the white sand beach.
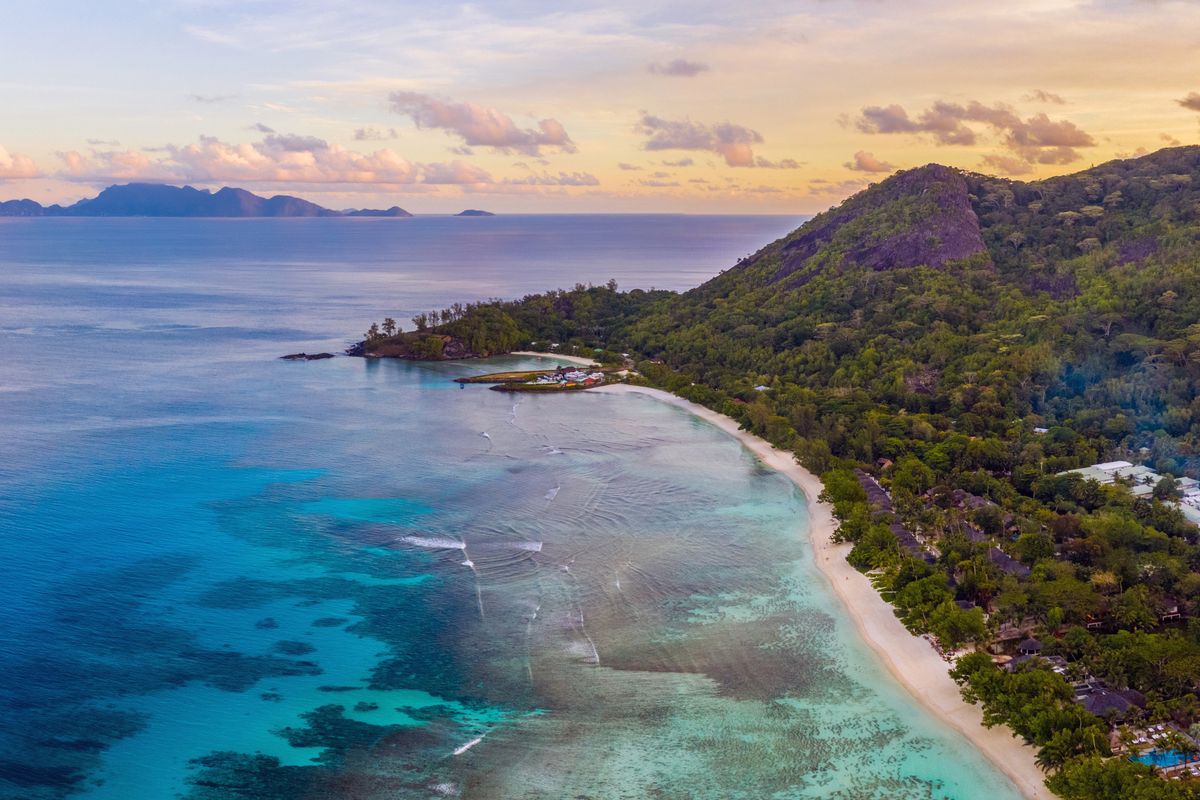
[511,350,600,367]
[594,384,1052,800]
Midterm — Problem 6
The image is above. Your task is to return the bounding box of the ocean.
[0,216,1021,799]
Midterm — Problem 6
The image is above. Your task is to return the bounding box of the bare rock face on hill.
[773,165,988,283]
[777,165,984,281]
[690,164,991,300]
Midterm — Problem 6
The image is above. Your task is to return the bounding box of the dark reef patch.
[273,640,316,656]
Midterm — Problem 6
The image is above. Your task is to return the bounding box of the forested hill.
[362,145,1200,797]
[696,162,989,297]
[622,144,1200,475]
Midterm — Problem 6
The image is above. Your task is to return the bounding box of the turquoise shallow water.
[0,218,1022,799]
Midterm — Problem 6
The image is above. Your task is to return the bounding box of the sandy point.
[510,350,600,367]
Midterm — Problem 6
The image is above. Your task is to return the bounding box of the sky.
[2,0,1200,213]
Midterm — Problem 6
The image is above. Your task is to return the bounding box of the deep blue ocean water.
[0,216,1022,799]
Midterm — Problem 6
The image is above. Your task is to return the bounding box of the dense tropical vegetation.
[360,146,1200,797]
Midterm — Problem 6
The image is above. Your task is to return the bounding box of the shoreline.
[510,350,600,367]
[593,384,1051,800]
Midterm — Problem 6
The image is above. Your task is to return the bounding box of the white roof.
[1118,465,1157,482]
[1062,466,1113,482]
[1096,460,1134,471]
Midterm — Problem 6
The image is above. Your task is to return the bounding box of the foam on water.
[401,535,467,550]
[452,735,486,756]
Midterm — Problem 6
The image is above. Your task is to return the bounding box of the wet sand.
[593,384,1051,800]
[509,350,600,366]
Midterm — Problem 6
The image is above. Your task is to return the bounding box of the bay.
[0,216,1020,799]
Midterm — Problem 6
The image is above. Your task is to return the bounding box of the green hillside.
[362,146,1200,798]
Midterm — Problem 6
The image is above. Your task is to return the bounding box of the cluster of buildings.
[860,458,1200,775]
[532,368,607,388]
[855,470,1033,579]
[1004,638,1147,715]
[855,470,935,563]
[1061,460,1200,525]
[1005,639,1200,781]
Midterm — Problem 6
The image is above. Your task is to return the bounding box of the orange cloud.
[0,145,41,179]
[54,135,496,187]
[1023,90,1067,105]
[844,150,895,173]
[980,153,1034,176]
[856,99,1095,167]
[389,92,575,156]
[636,114,764,167]
[647,59,709,77]
[1178,93,1200,112]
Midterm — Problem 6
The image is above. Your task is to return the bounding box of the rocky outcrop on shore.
[345,335,484,360]
[280,352,335,360]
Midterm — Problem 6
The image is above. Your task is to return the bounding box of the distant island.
[343,206,413,218]
[455,209,495,217]
[0,183,413,218]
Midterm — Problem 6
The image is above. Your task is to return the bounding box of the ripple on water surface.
[1,354,1023,800]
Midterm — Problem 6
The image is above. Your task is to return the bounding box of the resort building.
[854,470,935,563]
[1060,461,1200,525]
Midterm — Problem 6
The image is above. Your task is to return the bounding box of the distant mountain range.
[0,183,415,218]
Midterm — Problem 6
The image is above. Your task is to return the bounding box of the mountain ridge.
[0,183,412,218]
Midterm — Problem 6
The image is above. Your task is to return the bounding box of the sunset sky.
[3,0,1200,213]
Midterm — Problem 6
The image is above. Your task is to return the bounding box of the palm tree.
[1115,725,1137,755]
[1162,730,1198,761]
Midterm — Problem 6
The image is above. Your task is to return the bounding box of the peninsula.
[356,145,1200,799]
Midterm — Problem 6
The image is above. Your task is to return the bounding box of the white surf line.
[452,734,486,756]
[524,601,542,686]
[577,605,600,665]
[400,535,468,550]
[461,542,486,622]
[398,535,485,621]
[561,563,600,665]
